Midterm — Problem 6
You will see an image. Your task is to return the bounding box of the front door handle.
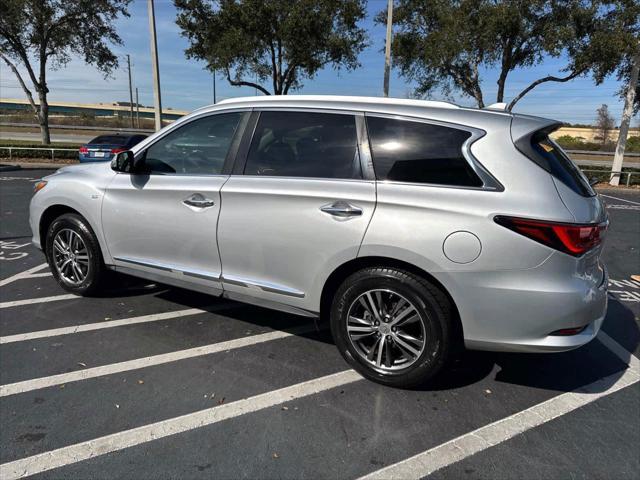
[320,201,363,217]
[183,193,215,209]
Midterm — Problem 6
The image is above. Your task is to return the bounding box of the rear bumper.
[448,254,608,353]
[79,154,113,163]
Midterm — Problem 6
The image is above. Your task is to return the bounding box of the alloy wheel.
[52,228,90,285]
[346,289,426,372]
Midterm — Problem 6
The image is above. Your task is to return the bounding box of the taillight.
[79,146,88,154]
[494,216,608,256]
[111,148,126,154]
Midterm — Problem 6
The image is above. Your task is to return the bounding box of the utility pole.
[213,68,217,104]
[135,87,140,129]
[147,0,163,131]
[610,48,639,186]
[126,54,134,128]
[383,0,393,97]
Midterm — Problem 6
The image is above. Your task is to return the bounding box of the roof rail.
[215,95,460,109]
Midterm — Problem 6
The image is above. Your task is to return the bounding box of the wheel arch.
[39,205,106,263]
[320,256,464,344]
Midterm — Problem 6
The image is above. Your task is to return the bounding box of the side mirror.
[111,151,135,173]
[589,176,599,187]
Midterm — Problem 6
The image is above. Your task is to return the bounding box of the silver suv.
[29,96,609,387]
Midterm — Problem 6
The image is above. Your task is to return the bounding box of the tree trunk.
[496,69,508,103]
[610,50,640,186]
[37,89,51,145]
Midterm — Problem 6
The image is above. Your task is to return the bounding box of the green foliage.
[554,135,602,151]
[380,1,639,110]
[626,135,640,152]
[174,0,368,95]
[0,140,80,160]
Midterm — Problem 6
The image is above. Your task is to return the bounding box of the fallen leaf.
[137,380,144,385]
[281,406,289,411]
[485,389,492,394]
[272,453,279,459]
[217,397,225,405]
[77,362,87,368]
[59,384,65,389]
[115,404,120,409]
[104,317,111,321]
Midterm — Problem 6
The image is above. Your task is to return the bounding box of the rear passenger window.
[366,117,482,187]
[244,112,361,179]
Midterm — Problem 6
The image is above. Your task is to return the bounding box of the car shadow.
[99,272,639,397]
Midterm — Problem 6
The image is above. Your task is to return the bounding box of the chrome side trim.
[113,256,221,282]
[222,274,305,298]
[111,265,224,296]
[222,290,316,317]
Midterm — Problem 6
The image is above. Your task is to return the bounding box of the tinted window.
[143,113,242,175]
[530,132,594,197]
[366,117,482,187]
[90,135,128,145]
[244,112,361,179]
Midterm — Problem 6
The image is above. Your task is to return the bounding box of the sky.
[0,0,629,125]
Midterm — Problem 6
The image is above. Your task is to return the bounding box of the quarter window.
[366,117,482,187]
[244,111,361,179]
[143,112,242,175]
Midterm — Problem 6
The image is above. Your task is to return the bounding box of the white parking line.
[359,334,640,480]
[600,193,640,206]
[0,294,78,309]
[0,369,361,480]
[0,307,212,344]
[0,326,316,397]
[0,262,49,287]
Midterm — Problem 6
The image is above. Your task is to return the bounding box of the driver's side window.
[143,112,243,175]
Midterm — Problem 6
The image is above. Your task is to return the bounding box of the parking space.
[1,170,638,479]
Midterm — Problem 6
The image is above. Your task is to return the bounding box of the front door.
[102,111,245,289]
[218,110,376,312]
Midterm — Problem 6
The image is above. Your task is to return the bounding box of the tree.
[379,0,639,111]
[0,0,131,144]
[174,0,368,95]
[595,104,615,146]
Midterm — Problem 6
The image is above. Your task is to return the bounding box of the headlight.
[33,180,48,194]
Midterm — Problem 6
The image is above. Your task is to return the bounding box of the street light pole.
[126,54,134,128]
[213,68,217,104]
[383,0,393,97]
[147,0,163,131]
[135,87,140,129]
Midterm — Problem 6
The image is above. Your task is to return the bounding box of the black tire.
[330,267,454,388]
[45,213,106,296]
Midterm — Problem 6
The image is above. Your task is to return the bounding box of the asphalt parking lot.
[1,168,638,479]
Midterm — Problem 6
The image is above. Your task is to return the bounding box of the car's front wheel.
[330,267,454,388]
[45,213,105,296]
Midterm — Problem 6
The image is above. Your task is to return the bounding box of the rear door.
[217,109,376,312]
[102,111,247,290]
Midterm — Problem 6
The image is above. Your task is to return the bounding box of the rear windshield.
[89,135,128,145]
[530,132,595,197]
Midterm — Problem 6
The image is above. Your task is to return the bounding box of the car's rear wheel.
[45,213,105,296]
[330,267,454,388]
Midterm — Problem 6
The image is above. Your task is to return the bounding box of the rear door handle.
[183,193,215,209]
[320,201,363,217]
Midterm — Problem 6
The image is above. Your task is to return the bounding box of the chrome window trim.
[363,112,504,192]
[222,274,305,298]
[113,256,221,282]
[236,109,368,182]
[128,108,252,177]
